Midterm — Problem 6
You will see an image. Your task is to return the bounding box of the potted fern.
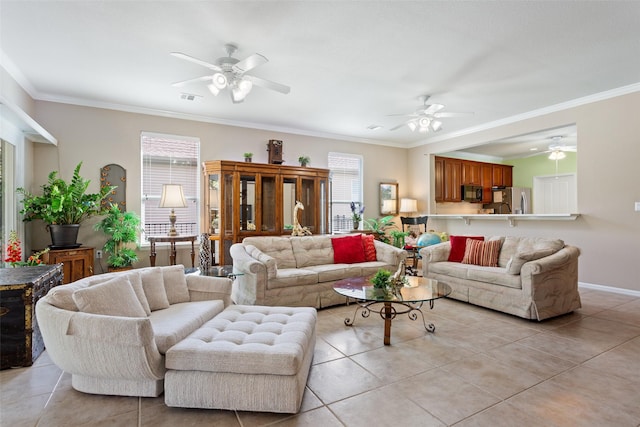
[17,162,115,248]
[94,204,142,271]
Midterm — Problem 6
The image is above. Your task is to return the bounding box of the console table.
[148,235,197,267]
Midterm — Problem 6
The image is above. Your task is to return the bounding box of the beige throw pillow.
[162,265,191,304]
[140,267,170,311]
[72,276,147,318]
[506,248,560,275]
[126,272,152,315]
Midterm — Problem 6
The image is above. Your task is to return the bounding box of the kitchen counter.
[430,213,580,227]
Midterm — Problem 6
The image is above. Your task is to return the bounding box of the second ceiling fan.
[389,95,472,133]
[171,43,290,103]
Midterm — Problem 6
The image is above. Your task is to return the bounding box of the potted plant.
[244,152,253,163]
[364,215,395,244]
[298,156,310,167]
[17,162,115,248]
[94,204,142,271]
[389,230,409,248]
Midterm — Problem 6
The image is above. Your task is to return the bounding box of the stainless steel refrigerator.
[489,187,531,214]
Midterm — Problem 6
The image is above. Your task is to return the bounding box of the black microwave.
[461,185,483,202]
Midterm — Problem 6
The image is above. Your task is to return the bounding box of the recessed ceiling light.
[530,147,538,151]
[367,125,382,130]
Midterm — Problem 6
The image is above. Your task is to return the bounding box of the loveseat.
[420,235,581,320]
[36,265,318,413]
[230,234,407,307]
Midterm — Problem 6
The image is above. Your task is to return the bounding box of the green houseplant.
[243,152,253,162]
[298,156,310,167]
[364,215,395,244]
[17,162,115,247]
[94,204,142,270]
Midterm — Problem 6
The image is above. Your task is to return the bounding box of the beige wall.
[29,101,408,268]
[408,91,640,292]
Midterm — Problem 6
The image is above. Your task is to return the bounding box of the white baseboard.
[579,282,640,298]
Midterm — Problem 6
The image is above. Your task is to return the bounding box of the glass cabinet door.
[282,177,297,232]
[261,175,277,232]
[300,178,316,232]
[208,173,220,234]
[239,174,256,232]
[319,178,328,234]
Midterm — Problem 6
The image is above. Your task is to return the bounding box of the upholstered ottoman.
[164,305,317,413]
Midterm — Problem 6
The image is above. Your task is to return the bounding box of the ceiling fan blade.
[389,119,414,131]
[170,52,222,72]
[244,75,291,94]
[232,53,268,74]
[386,113,420,117]
[433,112,473,118]
[171,75,213,87]
[423,103,445,114]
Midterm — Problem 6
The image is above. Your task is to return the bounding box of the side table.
[148,235,197,267]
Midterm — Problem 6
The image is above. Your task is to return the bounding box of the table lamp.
[400,198,418,214]
[159,184,187,236]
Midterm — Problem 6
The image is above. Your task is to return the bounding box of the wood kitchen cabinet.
[462,161,482,185]
[436,156,513,203]
[42,247,94,284]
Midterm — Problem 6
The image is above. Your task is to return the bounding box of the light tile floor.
[2,287,639,426]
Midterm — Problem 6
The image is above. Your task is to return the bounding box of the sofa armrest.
[186,275,233,307]
[521,245,581,277]
[373,240,407,266]
[420,242,451,276]
[36,300,165,381]
[230,243,268,305]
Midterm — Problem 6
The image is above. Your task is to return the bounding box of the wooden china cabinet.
[202,160,330,265]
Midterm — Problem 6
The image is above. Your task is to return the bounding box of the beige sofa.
[230,234,407,307]
[420,236,581,320]
[36,265,317,413]
[36,265,232,397]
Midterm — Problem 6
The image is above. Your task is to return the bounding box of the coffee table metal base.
[344,300,436,345]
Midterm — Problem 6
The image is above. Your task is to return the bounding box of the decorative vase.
[199,233,212,271]
[245,157,252,163]
[353,220,360,230]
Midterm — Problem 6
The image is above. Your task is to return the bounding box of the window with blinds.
[328,152,363,232]
[141,132,200,239]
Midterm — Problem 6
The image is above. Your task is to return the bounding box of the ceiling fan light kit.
[171,43,290,103]
[389,95,471,133]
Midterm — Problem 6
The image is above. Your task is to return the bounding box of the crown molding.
[409,82,640,148]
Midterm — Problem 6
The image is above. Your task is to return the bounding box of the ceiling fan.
[544,136,577,160]
[389,95,472,133]
[171,43,290,103]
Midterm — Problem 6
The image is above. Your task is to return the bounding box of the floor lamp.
[159,184,187,236]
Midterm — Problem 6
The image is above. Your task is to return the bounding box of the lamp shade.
[548,150,566,160]
[159,184,187,208]
[400,198,418,213]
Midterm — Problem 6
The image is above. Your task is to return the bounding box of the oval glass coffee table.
[333,276,452,345]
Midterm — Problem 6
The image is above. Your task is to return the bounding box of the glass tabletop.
[185,265,243,278]
[333,276,451,303]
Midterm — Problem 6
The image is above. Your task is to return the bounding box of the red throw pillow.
[332,235,366,264]
[462,239,501,267]
[361,234,377,261]
[448,235,484,262]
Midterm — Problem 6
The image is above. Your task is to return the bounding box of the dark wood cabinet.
[436,156,513,203]
[443,158,462,202]
[0,264,63,368]
[203,161,330,265]
[42,247,93,284]
[462,161,482,185]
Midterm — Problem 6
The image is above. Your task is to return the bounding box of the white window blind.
[328,152,363,232]
[141,132,200,238]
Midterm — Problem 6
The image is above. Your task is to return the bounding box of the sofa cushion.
[267,268,318,289]
[331,234,365,264]
[465,265,522,289]
[305,264,359,282]
[72,276,147,318]
[462,239,501,267]
[127,272,152,316]
[361,234,377,261]
[243,236,296,269]
[291,235,334,267]
[448,235,484,262]
[140,267,170,311]
[150,300,226,354]
[245,245,278,278]
[162,265,191,304]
